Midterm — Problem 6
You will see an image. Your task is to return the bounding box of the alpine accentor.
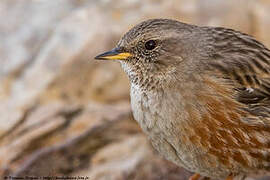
[95,19,270,180]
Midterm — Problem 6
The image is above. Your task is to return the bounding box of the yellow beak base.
[95,48,131,60]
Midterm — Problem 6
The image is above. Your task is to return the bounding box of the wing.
[189,27,270,170]
[205,27,270,118]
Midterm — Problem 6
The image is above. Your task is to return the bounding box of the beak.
[95,48,132,60]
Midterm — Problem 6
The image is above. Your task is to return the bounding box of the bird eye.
[145,40,156,50]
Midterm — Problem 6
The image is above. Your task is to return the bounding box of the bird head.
[95,19,207,90]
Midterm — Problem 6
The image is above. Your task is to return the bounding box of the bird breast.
[129,83,211,175]
[130,83,184,134]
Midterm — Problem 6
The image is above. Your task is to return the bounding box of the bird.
[95,19,270,180]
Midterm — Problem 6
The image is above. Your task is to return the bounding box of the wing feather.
[205,27,270,109]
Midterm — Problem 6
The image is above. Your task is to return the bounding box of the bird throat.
[120,61,165,92]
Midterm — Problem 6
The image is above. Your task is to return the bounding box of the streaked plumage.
[95,19,270,180]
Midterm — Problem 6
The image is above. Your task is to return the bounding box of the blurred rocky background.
[0,0,269,179]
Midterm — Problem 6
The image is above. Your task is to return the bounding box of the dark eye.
[145,40,156,50]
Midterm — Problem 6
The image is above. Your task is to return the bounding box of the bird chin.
[119,60,135,77]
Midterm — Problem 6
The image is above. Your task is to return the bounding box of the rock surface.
[0,0,269,179]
